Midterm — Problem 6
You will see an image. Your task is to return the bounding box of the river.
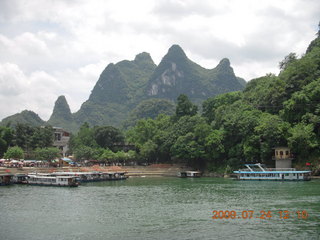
[0,177,319,240]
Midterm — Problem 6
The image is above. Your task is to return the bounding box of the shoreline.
[1,165,319,179]
[0,164,191,177]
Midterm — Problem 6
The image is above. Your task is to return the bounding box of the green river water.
[0,177,319,240]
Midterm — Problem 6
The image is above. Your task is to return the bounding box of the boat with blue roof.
[233,163,311,181]
[233,147,311,181]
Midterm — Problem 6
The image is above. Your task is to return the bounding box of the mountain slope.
[0,110,45,127]
[146,45,244,103]
[47,95,78,131]
[72,52,157,128]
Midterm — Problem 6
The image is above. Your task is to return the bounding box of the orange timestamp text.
[212,210,308,220]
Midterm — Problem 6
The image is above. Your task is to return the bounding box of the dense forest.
[1,32,320,173]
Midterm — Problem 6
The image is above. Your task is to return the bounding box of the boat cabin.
[51,171,128,182]
[178,171,202,178]
[27,175,78,187]
[13,174,28,184]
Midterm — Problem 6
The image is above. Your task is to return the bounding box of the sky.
[0,0,319,121]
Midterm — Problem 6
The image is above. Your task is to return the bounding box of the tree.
[254,113,290,163]
[99,149,116,162]
[279,53,297,71]
[0,126,14,157]
[4,146,24,159]
[30,126,54,149]
[140,140,158,162]
[73,146,103,160]
[171,132,205,166]
[126,118,159,148]
[202,92,241,123]
[34,147,60,161]
[69,122,98,152]
[205,129,225,160]
[14,123,35,150]
[94,126,124,150]
[287,123,318,161]
[175,94,198,119]
[281,78,320,123]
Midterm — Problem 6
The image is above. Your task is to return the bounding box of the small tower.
[274,147,292,168]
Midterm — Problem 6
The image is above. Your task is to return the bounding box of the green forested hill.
[125,34,320,171]
[0,110,45,127]
[201,34,320,167]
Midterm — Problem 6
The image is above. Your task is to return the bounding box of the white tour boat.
[51,171,128,182]
[27,174,79,187]
[233,163,311,181]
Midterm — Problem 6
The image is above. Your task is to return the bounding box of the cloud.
[0,63,27,96]
[0,61,106,121]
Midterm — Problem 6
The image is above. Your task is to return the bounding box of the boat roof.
[245,163,266,166]
[233,170,311,174]
[28,175,76,179]
[180,171,202,173]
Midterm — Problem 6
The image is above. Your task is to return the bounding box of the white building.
[53,127,70,157]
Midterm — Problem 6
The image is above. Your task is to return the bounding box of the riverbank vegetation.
[1,33,320,173]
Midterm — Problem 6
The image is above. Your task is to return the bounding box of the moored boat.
[233,163,311,181]
[51,171,128,182]
[27,174,79,187]
[178,171,202,178]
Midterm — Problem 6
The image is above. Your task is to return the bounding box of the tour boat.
[51,171,128,182]
[27,174,79,187]
[178,171,202,178]
[233,163,311,181]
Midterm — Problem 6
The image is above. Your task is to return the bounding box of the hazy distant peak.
[217,58,231,68]
[48,95,72,122]
[56,95,68,103]
[166,44,188,59]
[134,52,154,64]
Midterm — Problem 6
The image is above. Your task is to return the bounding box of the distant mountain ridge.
[1,45,245,131]
[146,45,243,102]
[1,110,45,127]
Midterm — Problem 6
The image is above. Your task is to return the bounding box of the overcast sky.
[0,0,319,121]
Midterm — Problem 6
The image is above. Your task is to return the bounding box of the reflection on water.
[0,177,319,240]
